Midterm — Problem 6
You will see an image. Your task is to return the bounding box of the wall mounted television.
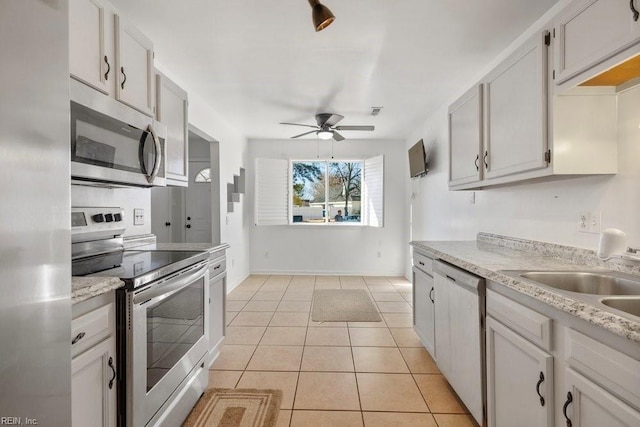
[408,139,428,178]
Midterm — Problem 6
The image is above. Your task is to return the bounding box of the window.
[292,160,362,224]
[194,167,211,183]
[255,156,383,227]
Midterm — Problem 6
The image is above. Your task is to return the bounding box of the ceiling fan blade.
[334,125,375,131]
[291,130,318,139]
[280,122,319,129]
[332,131,345,141]
[316,113,344,127]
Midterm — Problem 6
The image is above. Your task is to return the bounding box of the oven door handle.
[133,262,208,306]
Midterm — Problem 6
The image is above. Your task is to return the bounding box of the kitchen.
[2,0,640,426]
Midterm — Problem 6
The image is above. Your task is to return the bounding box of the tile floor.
[209,275,478,427]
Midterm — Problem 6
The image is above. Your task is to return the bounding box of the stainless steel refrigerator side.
[0,1,71,426]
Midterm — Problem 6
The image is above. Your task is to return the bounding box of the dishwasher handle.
[433,260,483,294]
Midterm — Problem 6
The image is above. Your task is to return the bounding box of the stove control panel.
[72,207,125,243]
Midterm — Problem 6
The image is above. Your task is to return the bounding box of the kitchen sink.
[517,271,640,295]
[600,297,640,318]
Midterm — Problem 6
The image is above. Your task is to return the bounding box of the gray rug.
[311,289,382,322]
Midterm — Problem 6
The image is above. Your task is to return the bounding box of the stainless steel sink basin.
[518,271,640,295]
[600,297,640,318]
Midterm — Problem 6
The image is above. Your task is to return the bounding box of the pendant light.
[308,0,335,32]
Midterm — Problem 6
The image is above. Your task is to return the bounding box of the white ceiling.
[110,0,559,141]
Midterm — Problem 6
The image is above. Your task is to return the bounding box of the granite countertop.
[72,276,124,305]
[411,233,640,343]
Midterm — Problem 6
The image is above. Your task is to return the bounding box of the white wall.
[249,139,407,275]
[405,72,640,278]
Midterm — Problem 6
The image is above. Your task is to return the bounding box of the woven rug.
[311,289,382,322]
[182,388,282,427]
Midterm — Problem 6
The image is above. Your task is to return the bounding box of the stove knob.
[105,213,114,222]
[114,213,122,222]
[92,214,105,223]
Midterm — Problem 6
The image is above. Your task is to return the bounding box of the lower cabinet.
[72,295,117,427]
[564,368,640,427]
[486,316,554,427]
[207,254,226,365]
[413,266,435,356]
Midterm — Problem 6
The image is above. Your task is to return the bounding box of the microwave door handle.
[146,124,162,184]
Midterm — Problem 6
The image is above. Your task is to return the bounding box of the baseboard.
[226,271,251,294]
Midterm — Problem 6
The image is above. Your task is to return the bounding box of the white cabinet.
[483,31,550,181]
[72,295,117,427]
[114,14,154,116]
[156,71,189,186]
[69,0,114,95]
[207,254,226,365]
[486,316,554,427]
[448,84,483,188]
[554,0,640,85]
[563,369,640,427]
[72,336,117,427]
[69,0,155,116]
[413,266,435,357]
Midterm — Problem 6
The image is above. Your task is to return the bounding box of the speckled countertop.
[72,276,124,305]
[411,233,640,343]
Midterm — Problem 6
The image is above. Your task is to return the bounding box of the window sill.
[289,222,365,227]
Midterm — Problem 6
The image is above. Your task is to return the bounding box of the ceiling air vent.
[370,107,383,116]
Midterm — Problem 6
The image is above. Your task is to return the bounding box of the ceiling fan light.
[310,1,335,32]
[317,130,333,140]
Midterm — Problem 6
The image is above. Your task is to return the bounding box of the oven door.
[128,261,209,427]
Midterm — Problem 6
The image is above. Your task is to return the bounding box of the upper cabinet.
[70,0,155,117]
[156,71,189,186]
[554,0,640,86]
[69,0,114,95]
[483,32,550,181]
[448,84,483,188]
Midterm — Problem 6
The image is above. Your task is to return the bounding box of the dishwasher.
[433,260,486,426]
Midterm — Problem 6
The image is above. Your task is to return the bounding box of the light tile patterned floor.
[209,275,478,427]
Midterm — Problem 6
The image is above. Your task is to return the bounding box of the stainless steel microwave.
[70,79,166,187]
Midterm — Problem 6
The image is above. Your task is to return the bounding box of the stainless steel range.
[72,207,210,427]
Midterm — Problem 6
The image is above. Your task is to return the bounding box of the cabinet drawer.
[486,289,552,351]
[413,252,433,275]
[565,328,640,409]
[209,257,226,278]
[72,302,114,357]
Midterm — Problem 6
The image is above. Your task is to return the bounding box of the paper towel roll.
[597,228,627,259]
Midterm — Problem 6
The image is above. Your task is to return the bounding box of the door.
[72,336,117,427]
[413,267,435,357]
[486,316,554,427]
[483,31,549,180]
[69,0,114,95]
[114,14,154,116]
[554,0,640,84]
[185,161,212,243]
[563,368,640,427]
[449,84,483,187]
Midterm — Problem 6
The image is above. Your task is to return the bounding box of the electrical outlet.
[133,208,144,226]
[470,192,476,205]
[588,211,601,234]
[577,212,589,233]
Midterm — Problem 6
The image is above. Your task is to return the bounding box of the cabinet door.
[115,14,154,116]
[433,272,452,379]
[564,368,640,427]
[208,275,226,364]
[554,0,640,84]
[486,316,554,427]
[413,268,435,357]
[69,0,114,95]
[72,336,117,427]
[156,73,189,186]
[448,84,483,187]
[483,31,549,180]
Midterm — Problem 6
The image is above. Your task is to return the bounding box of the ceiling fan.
[280,113,374,141]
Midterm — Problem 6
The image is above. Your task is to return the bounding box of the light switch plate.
[133,208,144,226]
